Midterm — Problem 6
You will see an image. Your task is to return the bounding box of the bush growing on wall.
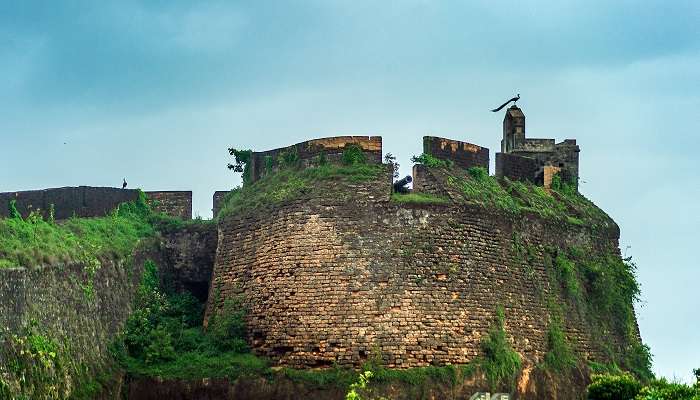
[342,144,366,165]
[227,148,253,184]
[207,297,249,353]
[479,306,522,391]
[411,153,453,169]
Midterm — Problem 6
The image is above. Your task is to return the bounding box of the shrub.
[636,378,700,400]
[554,251,582,302]
[589,373,642,400]
[623,342,654,383]
[207,298,249,353]
[479,306,522,391]
[8,199,21,219]
[411,153,453,169]
[227,148,253,184]
[551,173,577,196]
[342,144,366,165]
[543,319,576,371]
[144,326,176,364]
[278,146,301,168]
[588,373,642,400]
[264,155,275,173]
[467,166,489,182]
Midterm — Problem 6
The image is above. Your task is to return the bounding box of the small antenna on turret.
[491,94,520,112]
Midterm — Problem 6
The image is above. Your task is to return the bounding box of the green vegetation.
[218,163,384,218]
[0,191,208,270]
[411,153,454,169]
[371,363,475,387]
[112,259,254,380]
[442,166,612,228]
[0,323,114,400]
[278,145,301,169]
[1,325,65,399]
[547,248,653,381]
[554,251,582,302]
[390,192,448,205]
[0,192,157,269]
[115,258,479,396]
[587,373,700,400]
[227,148,253,184]
[543,319,576,372]
[342,144,367,165]
[588,373,643,400]
[477,306,522,391]
[636,377,700,400]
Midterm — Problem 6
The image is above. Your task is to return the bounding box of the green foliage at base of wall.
[587,373,643,400]
[587,373,700,400]
[114,259,252,382]
[636,377,700,400]
[477,306,522,391]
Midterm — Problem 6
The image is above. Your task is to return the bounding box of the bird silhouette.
[122,178,127,189]
[491,94,520,112]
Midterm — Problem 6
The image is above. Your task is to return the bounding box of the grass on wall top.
[0,192,158,269]
[444,166,615,229]
[217,163,386,219]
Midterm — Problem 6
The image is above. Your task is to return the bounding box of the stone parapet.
[422,136,489,172]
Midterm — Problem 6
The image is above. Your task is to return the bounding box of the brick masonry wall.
[412,164,449,197]
[0,186,139,220]
[249,136,383,182]
[146,191,192,219]
[0,250,150,397]
[158,223,218,302]
[495,152,540,183]
[212,191,229,218]
[0,187,192,220]
[423,136,489,172]
[206,169,622,370]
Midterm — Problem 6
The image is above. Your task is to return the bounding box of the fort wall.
[206,166,619,369]
[146,191,193,219]
[249,136,382,183]
[495,152,539,183]
[422,136,489,172]
[0,187,192,220]
[213,190,229,218]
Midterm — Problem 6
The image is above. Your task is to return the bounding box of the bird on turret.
[122,178,127,189]
[491,94,520,112]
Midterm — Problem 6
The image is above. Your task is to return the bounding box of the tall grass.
[0,194,155,269]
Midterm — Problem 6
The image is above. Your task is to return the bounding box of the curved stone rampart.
[206,167,621,369]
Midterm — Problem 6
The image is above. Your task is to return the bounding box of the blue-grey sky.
[1,0,698,383]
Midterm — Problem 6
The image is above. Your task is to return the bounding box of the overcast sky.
[1,0,698,383]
